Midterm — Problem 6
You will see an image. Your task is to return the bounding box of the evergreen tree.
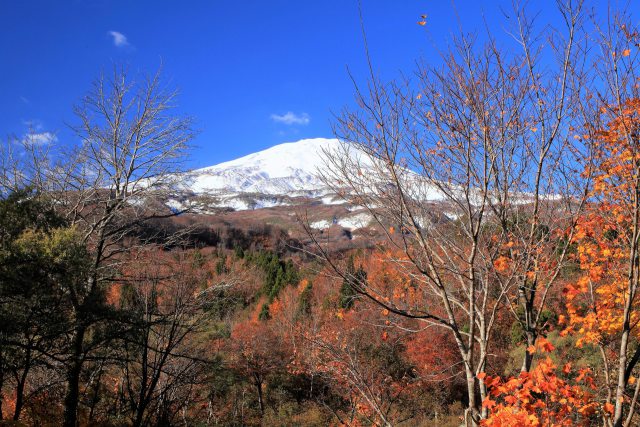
[0,190,90,420]
[215,253,229,274]
[339,255,366,310]
[258,303,271,321]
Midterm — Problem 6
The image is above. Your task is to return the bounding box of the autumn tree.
[311,2,590,424]
[551,7,640,426]
[563,99,640,426]
[260,264,451,426]
[304,304,427,426]
[115,247,217,426]
[229,318,291,417]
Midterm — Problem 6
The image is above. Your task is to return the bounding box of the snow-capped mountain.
[175,137,446,212]
[188,138,352,196]
[177,138,368,211]
[166,137,541,234]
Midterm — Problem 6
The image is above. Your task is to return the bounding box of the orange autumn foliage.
[556,98,640,425]
[563,99,640,347]
[480,338,602,427]
[493,256,511,273]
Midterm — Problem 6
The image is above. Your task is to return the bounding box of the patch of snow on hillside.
[444,211,462,221]
[321,195,345,205]
[338,213,373,230]
[310,219,332,230]
[221,198,250,211]
[166,199,184,213]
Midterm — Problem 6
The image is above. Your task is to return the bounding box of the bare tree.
[29,65,196,427]
[0,131,52,197]
[492,0,593,373]
[116,247,218,426]
[308,2,590,424]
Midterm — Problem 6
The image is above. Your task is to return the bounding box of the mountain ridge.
[186,137,354,196]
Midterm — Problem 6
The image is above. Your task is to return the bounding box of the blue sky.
[1,1,635,168]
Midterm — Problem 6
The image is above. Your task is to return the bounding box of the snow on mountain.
[186,138,360,196]
[168,137,542,234]
[181,137,546,211]
[177,137,447,213]
[310,212,374,231]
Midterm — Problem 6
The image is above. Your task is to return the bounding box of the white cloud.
[23,119,43,130]
[270,111,310,126]
[23,132,57,145]
[108,30,129,47]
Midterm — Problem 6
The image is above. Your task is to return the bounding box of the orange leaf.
[604,402,614,414]
[493,256,511,273]
[504,395,518,405]
[538,337,555,353]
[482,399,497,409]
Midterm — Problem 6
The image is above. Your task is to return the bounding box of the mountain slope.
[177,137,448,212]
[167,137,540,239]
[187,138,357,196]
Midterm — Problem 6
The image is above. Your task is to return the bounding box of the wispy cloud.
[270,111,310,126]
[23,131,57,145]
[23,119,43,130]
[108,30,130,47]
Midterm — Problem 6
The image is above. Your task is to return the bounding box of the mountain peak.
[201,137,341,176]
[186,137,348,198]
[176,137,443,212]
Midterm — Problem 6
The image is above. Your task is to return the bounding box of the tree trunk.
[132,332,149,427]
[519,283,538,374]
[87,364,104,423]
[464,363,479,427]
[63,323,86,427]
[613,327,631,427]
[478,346,488,419]
[255,378,264,415]
[521,329,537,373]
[133,407,145,427]
[0,351,4,420]
[13,364,30,420]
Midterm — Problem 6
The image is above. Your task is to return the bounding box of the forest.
[4,1,640,426]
